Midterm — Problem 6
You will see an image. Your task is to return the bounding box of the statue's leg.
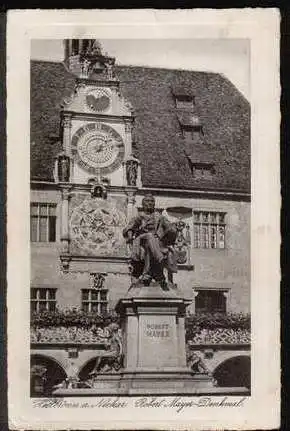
[153,261,169,291]
[138,240,153,285]
[146,234,164,263]
[90,356,101,375]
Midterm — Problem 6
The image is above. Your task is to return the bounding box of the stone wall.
[31,188,250,313]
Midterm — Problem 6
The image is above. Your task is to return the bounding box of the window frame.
[175,95,195,110]
[193,210,226,250]
[30,203,57,243]
[193,287,230,314]
[30,287,57,312]
[81,288,109,314]
[191,163,215,179]
[181,125,203,141]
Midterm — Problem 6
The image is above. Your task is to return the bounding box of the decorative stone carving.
[80,58,91,78]
[91,272,107,289]
[57,152,70,182]
[70,197,127,256]
[88,177,108,199]
[61,84,86,108]
[60,254,71,272]
[105,59,115,80]
[124,122,133,133]
[126,192,136,206]
[125,155,139,186]
[89,323,123,375]
[61,187,71,201]
[174,220,191,264]
[186,350,210,375]
[62,115,72,128]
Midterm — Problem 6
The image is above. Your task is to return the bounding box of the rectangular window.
[193,211,225,249]
[30,203,56,242]
[195,289,227,314]
[81,289,108,314]
[175,96,194,110]
[31,288,56,312]
[191,163,215,180]
[181,125,203,144]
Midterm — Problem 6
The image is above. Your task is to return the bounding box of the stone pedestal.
[114,283,215,393]
[53,284,249,396]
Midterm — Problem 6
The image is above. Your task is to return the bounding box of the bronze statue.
[123,194,177,290]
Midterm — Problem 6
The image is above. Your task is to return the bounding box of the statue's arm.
[123,216,141,242]
[157,216,177,245]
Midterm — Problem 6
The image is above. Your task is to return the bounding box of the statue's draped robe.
[123,212,177,275]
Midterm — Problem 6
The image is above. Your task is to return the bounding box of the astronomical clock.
[57,51,137,268]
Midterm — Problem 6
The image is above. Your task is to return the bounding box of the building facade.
[30,39,251,395]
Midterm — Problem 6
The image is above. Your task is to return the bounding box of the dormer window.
[171,85,195,110]
[191,162,215,179]
[175,95,194,110]
[182,125,203,142]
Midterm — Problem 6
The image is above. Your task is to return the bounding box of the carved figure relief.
[125,156,139,186]
[186,349,210,375]
[89,323,123,375]
[174,220,191,264]
[57,152,70,182]
[70,197,127,255]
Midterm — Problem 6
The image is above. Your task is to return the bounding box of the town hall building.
[30,39,251,395]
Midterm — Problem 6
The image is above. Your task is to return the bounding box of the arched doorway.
[78,358,98,382]
[213,355,251,390]
[31,355,67,397]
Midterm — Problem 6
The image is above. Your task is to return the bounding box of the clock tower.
[55,39,141,271]
[56,39,139,187]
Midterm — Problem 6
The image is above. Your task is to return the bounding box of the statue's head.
[142,194,155,214]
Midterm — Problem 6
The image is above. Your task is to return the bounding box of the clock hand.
[95,143,104,153]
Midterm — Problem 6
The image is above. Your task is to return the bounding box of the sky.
[31,39,250,100]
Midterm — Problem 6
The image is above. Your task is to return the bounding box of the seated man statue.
[123,194,177,290]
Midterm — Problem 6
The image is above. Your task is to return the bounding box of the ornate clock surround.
[71,122,125,175]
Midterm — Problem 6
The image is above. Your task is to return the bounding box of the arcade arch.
[30,354,67,397]
[213,355,250,389]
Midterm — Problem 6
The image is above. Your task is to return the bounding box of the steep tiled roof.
[31,61,250,192]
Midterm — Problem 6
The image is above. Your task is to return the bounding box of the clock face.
[71,123,125,175]
[85,88,111,113]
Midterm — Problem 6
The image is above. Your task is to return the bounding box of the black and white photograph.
[29,37,251,397]
[7,9,280,430]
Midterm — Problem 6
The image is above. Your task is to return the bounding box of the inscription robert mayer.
[145,323,170,338]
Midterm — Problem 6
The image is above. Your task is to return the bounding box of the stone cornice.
[59,111,134,123]
[31,180,251,201]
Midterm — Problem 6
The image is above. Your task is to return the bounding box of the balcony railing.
[31,310,250,346]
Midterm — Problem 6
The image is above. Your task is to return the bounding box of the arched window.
[78,358,98,382]
[30,354,67,397]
